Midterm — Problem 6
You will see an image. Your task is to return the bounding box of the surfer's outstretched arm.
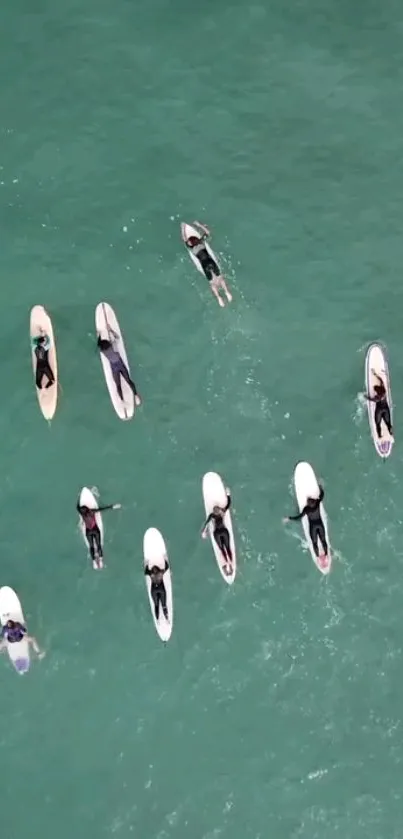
[223,493,231,513]
[202,513,214,534]
[94,503,121,513]
[284,506,308,522]
[371,369,384,386]
[193,221,210,237]
[288,511,305,521]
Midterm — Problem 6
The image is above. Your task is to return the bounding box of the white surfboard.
[181,222,221,275]
[202,471,236,584]
[365,342,394,458]
[30,305,58,421]
[95,302,134,421]
[0,586,30,674]
[78,486,104,569]
[293,461,331,575]
[143,528,173,642]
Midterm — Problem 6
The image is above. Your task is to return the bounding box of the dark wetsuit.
[366,381,393,438]
[97,337,138,402]
[145,561,169,621]
[32,335,55,389]
[288,486,328,557]
[76,502,114,561]
[204,495,232,560]
[1,621,26,643]
[186,235,220,282]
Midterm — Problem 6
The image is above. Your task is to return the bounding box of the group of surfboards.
[0,223,394,672]
[283,341,393,576]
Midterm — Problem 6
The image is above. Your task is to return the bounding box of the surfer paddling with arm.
[202,488,233,575]
[0,620,45,659]
[145,560,170,622]
[77,499,121,565]
[32,328,55,390]
[364,369,393,440]
[97,332,141,406]
[184,221,232,308]
[283,483,329,568]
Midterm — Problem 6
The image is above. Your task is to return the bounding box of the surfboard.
[202,472,236,584]
[293,461,331,575]
[365,342,394,458]
[181,223,221,275]
[29,305,58,421]
[143,528,173,642]
[0,586,30,674]
[95,302,135,421]
[78,487,104,569]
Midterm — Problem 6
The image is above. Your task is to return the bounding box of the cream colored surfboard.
[30,305,58,421]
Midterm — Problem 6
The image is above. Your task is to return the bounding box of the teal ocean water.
[1,0,403,837]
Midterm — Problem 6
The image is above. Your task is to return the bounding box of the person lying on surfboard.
[145,561,169,622]
[97,334,141,406]
[32,329,55,390]
[283,485,329,567]
[77,499,121,567]
[0,620,45,659]
[364,369,393,440]
[184,221,232,308]
[201,489,233,575]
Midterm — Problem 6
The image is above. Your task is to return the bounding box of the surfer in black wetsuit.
[202,489,233,575]
[283,484,329,563]
[145,561,169,622]
[184,221,232,308]
[31,331,55,389]
[97,333,141,406]
[76,500,121,564]
[0,620,44,658]
[364,369,393,439]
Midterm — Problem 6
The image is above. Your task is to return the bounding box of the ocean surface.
[1,0,403,837]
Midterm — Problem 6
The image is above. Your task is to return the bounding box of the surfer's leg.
[203,260,225,308]
[220,528,233,561]
[160,585,168,621]
[214,528,232,563]
[219,278,232,302]
[119,365,139,398]
[94,526,103,558]
[86,529,96,560]
[316,521,328,555]
[308,521,320,557]
[111,366,124,400]
[35,365,45,389]
[44,363,55,388]
[152,589,161,621]
[208,276,225,307]
[381,403,393,435]
[374,402,383,438]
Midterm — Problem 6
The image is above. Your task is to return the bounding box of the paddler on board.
[183,221,232,308]
[97,332,142,406]
[145,560,170,622]
[77,498,121,567]
[202,488,233,575]
[0,620,45,659]
[364,369,393,440]
[32,328,55,391]
[283,483,329,569]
